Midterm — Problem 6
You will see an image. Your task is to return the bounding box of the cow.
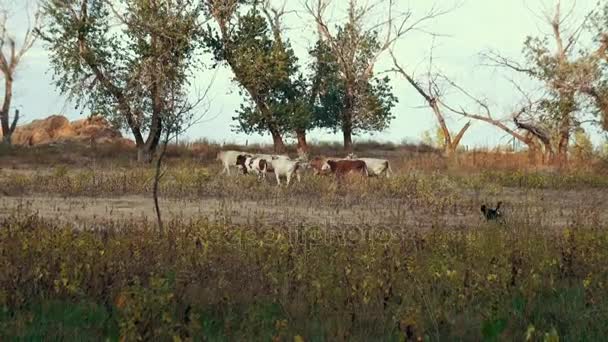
[217,150,250,175]
[321,159,368,178]
[254,153,290,161]
[309,156,329,175]
[236,156,269,181]
[270,157,302,186]
[308,156,349,175]
[346,153,393,178]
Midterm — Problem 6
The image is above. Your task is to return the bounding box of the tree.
[309,38,397,150]
[306,0,438,151]
[484,1,608,165]
[203,0,311,153]
[590,4,608,131]
[0,1,41,145]
[436,74,554,162]
[40,0,203,162]
[390,48,471,157]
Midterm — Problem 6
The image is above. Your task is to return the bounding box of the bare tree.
[436,75,555,162]
[482,1,608,165]
[152,80,214,233]
[305,0,452,151]
[390,45,471,157]
[0,1,41,145]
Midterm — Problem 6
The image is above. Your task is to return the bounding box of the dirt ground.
[1,187,606,230]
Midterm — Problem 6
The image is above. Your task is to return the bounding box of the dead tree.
[437,75,554,163]
[482,1,608,165]
[0,3,41,145]
[390,45,470,157]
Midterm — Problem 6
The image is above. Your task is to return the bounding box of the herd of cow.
[216,150,393,185]
[216,149,507,222]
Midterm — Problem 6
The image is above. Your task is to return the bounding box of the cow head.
[346,153,357,159]
[321,160,335,172]
[235,154,249,174]
[309,157,326,175]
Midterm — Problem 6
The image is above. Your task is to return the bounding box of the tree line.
[1,0,607,165]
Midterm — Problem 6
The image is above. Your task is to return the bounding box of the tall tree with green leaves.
[203,0,312,152]
[309,38,397,148]
[39,0,203,162]
[306,0,445,150]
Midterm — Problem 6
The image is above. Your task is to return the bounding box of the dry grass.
[1,213,607,340]
[0,141,607,340]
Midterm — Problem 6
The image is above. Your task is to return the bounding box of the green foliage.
[420,126,446,148]
[40,0,204,152]
[309,35,397,136]
[203,4,311,137]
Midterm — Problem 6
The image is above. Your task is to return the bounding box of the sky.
[3,0,605,148]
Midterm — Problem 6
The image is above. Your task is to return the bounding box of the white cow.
[269,157,302,186]
[346,153,392,178]
[217,150,250,175]
[254,153,290,161]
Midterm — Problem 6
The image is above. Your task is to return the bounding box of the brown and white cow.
[236,155,269,178]
[308,156,329,175]
[321,159,368,178]
[346,153,393,178]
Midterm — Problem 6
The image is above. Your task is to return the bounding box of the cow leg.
[286,172,292,186]
[275,173,281,186]
[296,171,301,183]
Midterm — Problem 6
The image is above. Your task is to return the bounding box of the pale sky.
[3,0,605,148]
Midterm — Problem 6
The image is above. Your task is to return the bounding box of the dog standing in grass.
[481,201,503,222]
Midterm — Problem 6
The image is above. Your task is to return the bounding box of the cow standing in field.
[308,156,350,175]
[322,159,368,178]
[270,158,302,186]
[217,150,250,175]
[346,153,393,178]
[236,155,269,181]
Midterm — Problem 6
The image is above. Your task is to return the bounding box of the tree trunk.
[269,125,286,153]
[342,123,353,152]
[555,115,570,167]
[556,131,569,167]
[341,104,354,151]
[1,134,10,145]
[137,145,154,163]
[296,129,309,153]
[443,145,454,158]
[1,74,14,145]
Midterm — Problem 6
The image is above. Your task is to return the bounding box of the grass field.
[1,142,607,340]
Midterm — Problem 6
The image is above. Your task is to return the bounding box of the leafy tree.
[308,36,397,150]
[307,0,446,151]
[203,0,312,152]
[39,0,203,162]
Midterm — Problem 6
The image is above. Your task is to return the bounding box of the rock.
[9,114,134,147]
